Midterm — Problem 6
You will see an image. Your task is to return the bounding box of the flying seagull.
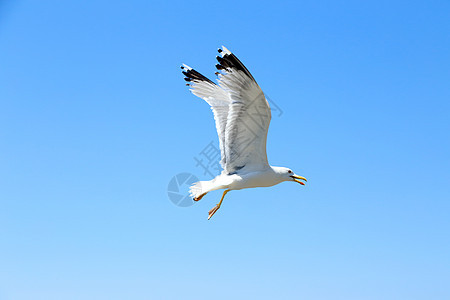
[181,46,307,220]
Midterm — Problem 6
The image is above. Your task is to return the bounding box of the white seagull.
[181,46,307,220]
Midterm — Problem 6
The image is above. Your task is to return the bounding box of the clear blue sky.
[0,1,449,299]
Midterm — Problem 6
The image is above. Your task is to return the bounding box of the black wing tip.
[181,64,215,85]
[181,46,254,84]
[215,63,226,71]
[215,48,255,81]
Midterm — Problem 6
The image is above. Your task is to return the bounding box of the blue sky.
[0,0,449,299]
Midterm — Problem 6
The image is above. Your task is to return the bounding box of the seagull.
[181,46,307,220]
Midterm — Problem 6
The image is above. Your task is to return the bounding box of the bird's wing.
[216,46,272,174]
[181,64,230,168]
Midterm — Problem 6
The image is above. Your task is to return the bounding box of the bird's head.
[273,167,307,186]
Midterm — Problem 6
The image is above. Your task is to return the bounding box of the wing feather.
[181,47,272,175]
[181,64,230,167]
[215,47,271,174]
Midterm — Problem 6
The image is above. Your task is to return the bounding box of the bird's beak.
[290,175,307,185]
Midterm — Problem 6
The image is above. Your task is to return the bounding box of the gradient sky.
[0,1,449,299]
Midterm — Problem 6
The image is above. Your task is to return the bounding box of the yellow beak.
[290,175,307,185]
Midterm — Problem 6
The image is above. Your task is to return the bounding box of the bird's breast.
[232,171,281,190]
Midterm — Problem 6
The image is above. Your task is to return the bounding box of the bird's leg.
[208,189,230,220]
[194,192,207,202]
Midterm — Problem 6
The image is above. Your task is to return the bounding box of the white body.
[189,166,296,199]
[182,46,305,202]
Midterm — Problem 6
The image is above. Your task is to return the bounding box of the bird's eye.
[288,170,292,174]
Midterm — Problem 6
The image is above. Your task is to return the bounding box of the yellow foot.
[207,189,230,220]
[208,205,220,220]
[193,193,206,202]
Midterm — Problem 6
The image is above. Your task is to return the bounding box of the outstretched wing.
[181,64,230,168]
[216,47,271,174]
[181,46,271,175]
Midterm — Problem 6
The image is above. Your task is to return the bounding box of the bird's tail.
[189,180,213,200]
